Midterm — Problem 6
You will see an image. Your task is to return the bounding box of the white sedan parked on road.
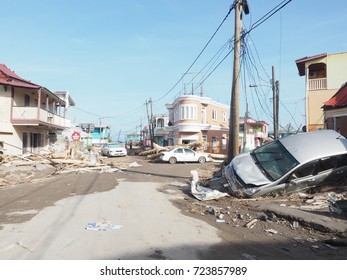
[160,148,211,164]
[101,142,127,157]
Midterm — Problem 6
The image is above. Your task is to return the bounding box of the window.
[174,148,184,154]
[212,136,217,149]
[202,107,206,124]
[202,135,208,150]
[184,149,195,155]
[24,94,30,107]
[212,109,217,121]
[253,141,299,181]
[222,136,227,149]
[157,118,164,128]
[222,111,227,122]
[179,104,197,120]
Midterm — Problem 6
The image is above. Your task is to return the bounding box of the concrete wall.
[326,53,347,88]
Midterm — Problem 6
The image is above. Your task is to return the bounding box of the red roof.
[0,64,41,89]
[323,82,347,109]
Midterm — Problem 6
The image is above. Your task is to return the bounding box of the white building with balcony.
[0,64,74,155]
[295,52,347,131]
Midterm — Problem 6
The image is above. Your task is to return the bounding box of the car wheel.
[198,156,206,163]
[169,157,177,164]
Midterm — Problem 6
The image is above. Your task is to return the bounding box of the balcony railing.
[12,106,68,128]
[308,78,327,90]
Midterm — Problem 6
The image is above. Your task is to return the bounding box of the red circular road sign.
[71,131,81,141]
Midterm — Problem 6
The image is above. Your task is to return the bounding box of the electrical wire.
[72,1,295,134]
[153,3,236,103]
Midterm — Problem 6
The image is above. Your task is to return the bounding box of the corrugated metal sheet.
[0,64,41,89]
[323,82,347,108]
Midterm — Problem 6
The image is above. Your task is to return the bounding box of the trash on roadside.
[190,170,229,201]
[327,193,347,215]
[306,237,317,243]
[292,221,299,228]
[128,162,142,168]
[244,218,258,228]
[265,229,278,235]
[85,221,123,231]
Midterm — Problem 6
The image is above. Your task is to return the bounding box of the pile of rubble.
[0,144,110,186]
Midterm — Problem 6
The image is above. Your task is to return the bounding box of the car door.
[183,148,196,162]
[285,156,347,193]
[284,160,320,193]
[318,154,347,185]
[173,148,184,162]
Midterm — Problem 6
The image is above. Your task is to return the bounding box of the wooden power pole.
[272,66,280,140]
[228,0,249,163]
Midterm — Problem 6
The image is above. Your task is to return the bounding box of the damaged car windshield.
[252,140,299,181]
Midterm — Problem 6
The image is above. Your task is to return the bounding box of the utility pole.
[145,100,153,149]
[275,80,280,139]
[228,0,249,163]
[272,66,279,140]
[149,97,154,149]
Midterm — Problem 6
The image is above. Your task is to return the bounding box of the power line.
[153,4,236,103]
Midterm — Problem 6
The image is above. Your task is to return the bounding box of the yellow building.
[295,52,347,131]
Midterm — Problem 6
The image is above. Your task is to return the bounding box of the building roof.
[239,117,268,126]
[0,64,41,89]
[323,82,347,109]
[295,53,327,76]
[0,64,68,106]
[54,90,76,106]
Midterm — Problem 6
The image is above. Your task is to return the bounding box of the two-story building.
[165,94,229,155]
[0,64,73,155]
[153,114,169,146]
[239,117,269,151]
[295,52,347,131]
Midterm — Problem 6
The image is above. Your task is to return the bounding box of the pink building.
[166,95,229,155]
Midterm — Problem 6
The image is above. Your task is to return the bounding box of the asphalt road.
[0,158,222,260]
[0,155,347,260]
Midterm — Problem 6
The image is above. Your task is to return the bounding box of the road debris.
[244,218,258,228]
[265,229,278,235]
[85,221,123,232]
[128,162,142,168]
[190,170,229,201]
[328,193,347,215]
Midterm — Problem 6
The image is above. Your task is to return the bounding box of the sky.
[1,0,347,140]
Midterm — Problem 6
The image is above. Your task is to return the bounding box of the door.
[183,148,196,162]
[22,132,28,154]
